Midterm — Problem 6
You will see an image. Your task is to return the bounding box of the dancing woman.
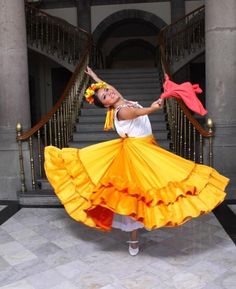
[44,67,229,256]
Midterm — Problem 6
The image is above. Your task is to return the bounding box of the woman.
[44,67,229,256]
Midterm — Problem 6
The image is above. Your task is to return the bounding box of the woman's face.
[96,87,120,107]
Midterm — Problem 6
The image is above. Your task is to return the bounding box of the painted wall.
[185,0,204,14]
[43,7,77,27]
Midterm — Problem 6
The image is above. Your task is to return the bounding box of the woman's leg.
[129,229,138,249]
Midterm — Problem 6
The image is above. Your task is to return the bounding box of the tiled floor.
[0,205,236,289]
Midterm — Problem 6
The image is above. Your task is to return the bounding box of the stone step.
[120,94,161,100]
[97,68,159,74]
[81,99,161,109]
[18,190,61,206]
[103,79,161,87]
[76,122,167,132]
[78,114,166,123]
[80,107,165,116]
[116,87,161,95]
[108,82,161,89]
[73,130,168,142]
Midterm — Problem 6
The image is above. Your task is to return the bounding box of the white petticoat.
[112,213,144,232]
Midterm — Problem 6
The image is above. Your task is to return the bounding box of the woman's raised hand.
[150,99,163,111]
[84,66,94,77]
[84,66,102,83]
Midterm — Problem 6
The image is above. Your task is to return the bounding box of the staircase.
[20,68,170,206]
[18,4,211,206]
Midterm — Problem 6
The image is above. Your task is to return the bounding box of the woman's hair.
[93,91,105,108]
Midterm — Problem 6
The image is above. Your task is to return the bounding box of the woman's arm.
[118,99,163,121]
[84,66,122,96]
[84,66,103,83]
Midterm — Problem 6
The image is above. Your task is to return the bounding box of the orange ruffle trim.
[44,136,229,231]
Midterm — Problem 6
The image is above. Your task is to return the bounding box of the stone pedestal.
[205,0,236,199]
[0,0,31,199]
[171,0,185,23]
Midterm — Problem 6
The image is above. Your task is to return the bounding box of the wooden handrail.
[158,5,212,138]
[162,5,204,32]
[17,3,92,141]
[17,44,91,141]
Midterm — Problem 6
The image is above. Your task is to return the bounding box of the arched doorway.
[93,9,167,68]
[108,39,156,68]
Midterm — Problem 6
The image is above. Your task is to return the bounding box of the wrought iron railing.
[25,4,90,65]
[159,5,205,71]
[157,5,214,166]
[16,3,92,192]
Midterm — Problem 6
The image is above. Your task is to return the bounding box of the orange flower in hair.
[84,82,108,104]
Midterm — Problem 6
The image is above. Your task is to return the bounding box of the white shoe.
[127,240,139,256]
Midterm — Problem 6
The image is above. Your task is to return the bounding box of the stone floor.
[0,207,236,289]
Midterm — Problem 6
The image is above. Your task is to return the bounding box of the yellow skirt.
[44,135,229,231]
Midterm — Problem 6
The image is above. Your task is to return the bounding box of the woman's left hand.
[85,66,95,78]
[151,99,163,110]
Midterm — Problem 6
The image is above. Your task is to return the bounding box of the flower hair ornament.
[84,82,108,104]
[84,82,114,131]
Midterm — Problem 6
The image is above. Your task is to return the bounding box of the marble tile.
[0,267,26,287]
[0,228,15,245]
[0,241,37,266]
[32,242,63,259]
[17,235,48,251]
[55,259,90,281]
[14,258,51,277]
[26,269,67,289]
[51,234,84,249]
[1,218,26,233]
[74,270,117,289]
[172,272,206,289]
[0,279,36,289]
[119,271,166,289]
[42,249,76,267]
[0,208,235,289]
[222,273,236,289]
[8,228,38,241]
[0,256,10,272]
[98,283,127,289]
[50,280,80,289]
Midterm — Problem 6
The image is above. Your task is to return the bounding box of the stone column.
[171,0,185,23]
[0,0,31,199]
[76,0,91,33]
[205,0,236,199]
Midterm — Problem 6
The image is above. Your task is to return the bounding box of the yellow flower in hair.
[84,82,108,104]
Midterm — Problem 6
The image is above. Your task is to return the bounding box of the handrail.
[17,3,91,141]
[25,3,90,66]
[16,3,92,191]
[157,5,214,165]
[163,5,205,32]
[17,46,90,141]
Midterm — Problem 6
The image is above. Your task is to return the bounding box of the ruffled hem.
[44,137,229,231]
[88,169,227,230]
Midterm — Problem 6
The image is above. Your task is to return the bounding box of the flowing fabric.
[160,74,207,116]
[44,135,228,231]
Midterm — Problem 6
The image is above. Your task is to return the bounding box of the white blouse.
[114,102,152,138]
